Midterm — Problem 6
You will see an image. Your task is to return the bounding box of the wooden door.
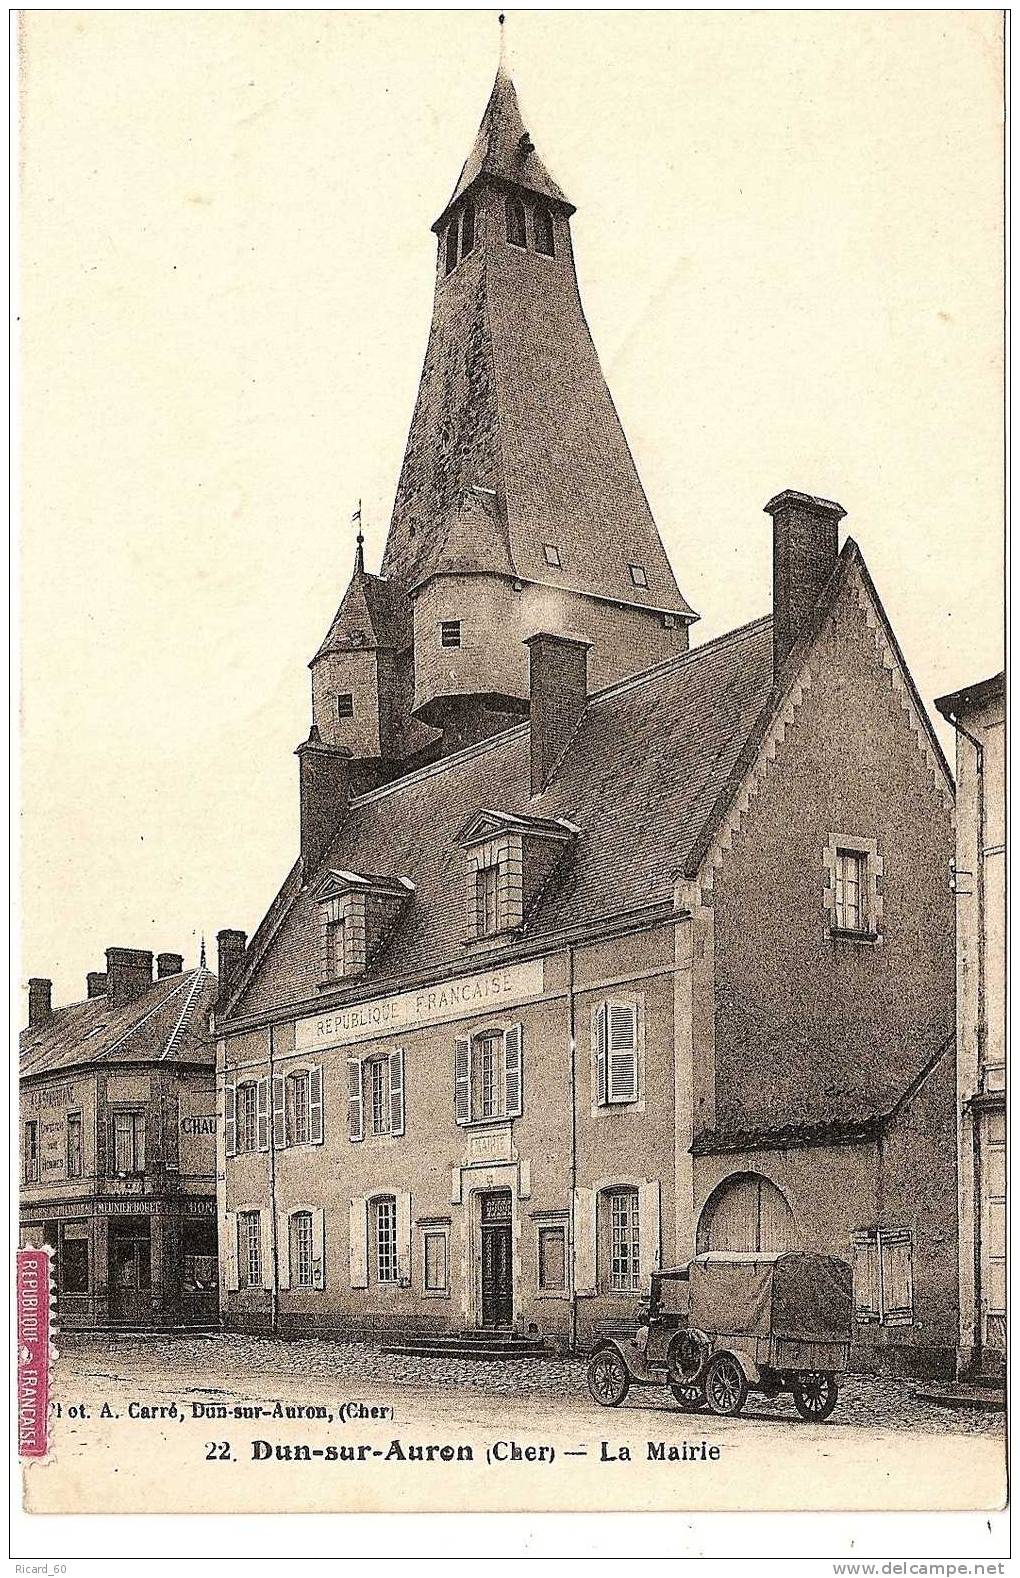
[480,1192,513,1328]
[108,1222,152,1324]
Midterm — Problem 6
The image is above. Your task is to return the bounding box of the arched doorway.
[696,1173,797,1254]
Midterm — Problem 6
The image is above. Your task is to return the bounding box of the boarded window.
[538,1224,567,1292]
[424,1230,448,1294]
[853,1228,914,1325]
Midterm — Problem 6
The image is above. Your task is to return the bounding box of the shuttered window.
[595,1002,639,1105]
[290,1211,313,1289]
[853,1228,913,1325]
[348,1051,403,1140]
[374,1197,397,1285]
[456,1026,523,1123]
[238,1211,262,1289]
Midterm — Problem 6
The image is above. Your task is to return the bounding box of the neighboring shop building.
[20,948,220,1330]
[936,672,1006,1378]
[215,64,958,1375]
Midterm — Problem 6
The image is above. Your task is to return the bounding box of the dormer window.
[444,221,458,276]
[534,206,555,257]
[543,543,562,568]
[459,810,580,942]
[628,563,648,588]
[316,870,415,987]
[441,619,462,649]
[460,201,475,258]
[506,197,527,249]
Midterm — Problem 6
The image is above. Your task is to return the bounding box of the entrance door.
[979,1108,1006,1357]
[480,1191,513,1328]
[108,1219,152,1324]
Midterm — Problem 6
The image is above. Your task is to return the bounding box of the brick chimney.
[295,726,352,877]
[86,971,108,998]
[216,929,247,1008]
[764,489,846,677]
[28,977,52,1027]
[106,947,153,1008]
[525,632,590,795]
[157,952,183,979]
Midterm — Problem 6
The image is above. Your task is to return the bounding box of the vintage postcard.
[14,7,1007,1548]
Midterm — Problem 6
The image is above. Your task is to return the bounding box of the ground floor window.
[852,1227,914,1326]
[537,1223,568,1293]
[289,1211,314,1289]
[373,1197,397,1285]
[423,1228,449,1295]
[59,1222,90,1294]
[182,1215,218,1291]
[600,1188,640,1294]
[238,1210,262,1289]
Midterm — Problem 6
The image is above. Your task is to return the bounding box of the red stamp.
[17,1247,51,1458]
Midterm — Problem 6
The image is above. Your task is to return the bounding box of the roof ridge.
[159,967,207,1062]
[589,612,773,706]
[96,973,192,1061]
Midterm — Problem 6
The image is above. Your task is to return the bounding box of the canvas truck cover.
[688,1254,853,1342]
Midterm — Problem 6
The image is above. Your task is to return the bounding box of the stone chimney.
[764,489,846,677]
[86,971,108,999]
[157,952,183,979]
[295,726,352,877]
[216,929,247,1009]
[106,947,153,1008]
[28,977,52,1027]
[525,632,590,796]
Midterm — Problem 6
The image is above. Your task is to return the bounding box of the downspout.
[567,942,578,1355]
[268,1022,280,1337]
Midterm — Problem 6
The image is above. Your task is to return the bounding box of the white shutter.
[309,1065,324,1144]
[608,1004,638,1103]
[852,1233,880,1321]
[504,1024,523,1117]
[573,1187,597,1296]
[638,1180,661,1288]
[312,1208,326,1290]
[256,1078,270,1152]
[389,1048,405,1137]
[880,1230,914,1325]
[348,1056,363,1141]
[454,1036,471,1125]
[272,1075,286,1150]
[349,1197,368,1289]
[397,1191,412,1283]
[259,1211,272,1289]
[222,1211,238,1292]
[224,1084,236,1158]
[277,1211,291,1291]
[594,1005,608,1105]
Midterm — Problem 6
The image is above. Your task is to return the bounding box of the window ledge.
[828,928,883,946]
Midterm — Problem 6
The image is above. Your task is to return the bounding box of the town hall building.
[215,64,959,1375]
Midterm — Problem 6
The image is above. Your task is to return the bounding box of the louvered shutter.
[277,1211,291,1291]
[852,1233,880,1322]
[608,1003,638,1103]
[504,1024,523,1117]
[594,1006,608,1105]
[272,1075,286,1150]
[224,1084,236,1158]
[347,1056,363,1141]
[309,1065,324,1144]
[454,1036,471,1125]
[222,1211,238,1292]
[880,1230,913,1325]
[312,1208,326,1289]
[259,1211,272,1288]
[638,1180,661,1288]
[389,1048,405,1137]
[573,1187,597,1296]
[397,1192,412,1283]
[256,1078,270,1152]
[349,1197,368,1289]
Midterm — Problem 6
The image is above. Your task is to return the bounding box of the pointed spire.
[199,936,207,970]
[352,499,365,575]
[435,58,573,231]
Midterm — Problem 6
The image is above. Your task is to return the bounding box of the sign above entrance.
[295,960,545,1053]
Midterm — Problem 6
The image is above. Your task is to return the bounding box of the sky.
[18,10,1004,1007]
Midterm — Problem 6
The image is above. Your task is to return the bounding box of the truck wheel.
[704,1352,747,1417]
[792,1372,838,1421]
[587,1349,630,1408]
[670,1382,706,1411]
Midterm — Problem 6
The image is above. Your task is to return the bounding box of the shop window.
[594,1001,639,1105]
[290,1211,314,1290]
[506,196,527,248]
[23,1120,39,1183]
[66,1111,83,1179]
[60,1223,89,1294]
[853,1228,914,1326]
[373,1196,397,1285]
[600,1187,641,1293]
[423,1228,449,1295]
[534,205,555,256]
[538,1223,567,1293]
[111,1110,145,1176]
[238,1210,262,1289]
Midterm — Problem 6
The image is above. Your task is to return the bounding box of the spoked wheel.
[703,1352,748,1417]
[792,1371,838,1422]
[670,1381,706,1412]
[587,1348,630,1408]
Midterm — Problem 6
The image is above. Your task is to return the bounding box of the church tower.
[312,61,697,768]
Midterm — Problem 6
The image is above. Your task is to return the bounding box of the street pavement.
[22,1331,1006,1516]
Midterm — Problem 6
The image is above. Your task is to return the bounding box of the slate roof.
[437,65,573,230]
[229,613,775,1019]
[934,670,1004,723]
[313,564,411,660]
[20,967,218,1081]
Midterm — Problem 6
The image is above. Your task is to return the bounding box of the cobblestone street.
[58,1329,1002,1436]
